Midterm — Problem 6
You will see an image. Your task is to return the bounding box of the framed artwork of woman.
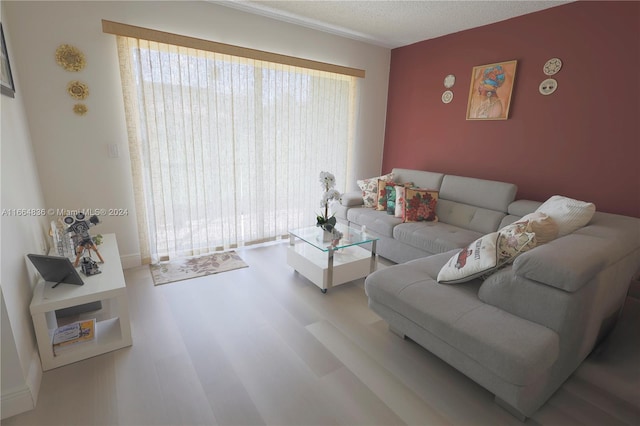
[466,60,517,120]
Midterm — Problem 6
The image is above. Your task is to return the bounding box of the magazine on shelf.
[52,319,96,355]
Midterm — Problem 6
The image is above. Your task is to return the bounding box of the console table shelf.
[29,234,132,371]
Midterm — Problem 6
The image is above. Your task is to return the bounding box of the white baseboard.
[120,253,142,269]
[1,385,33,420]
[0,351,41,420]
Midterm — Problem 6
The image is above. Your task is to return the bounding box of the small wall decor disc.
[444,74,455,88]
[55,44,86,72]
[67,81,89,100]
[73,103,88,115]
[441,90,454,104]
[539,78,558,95]
[543,58,562,76]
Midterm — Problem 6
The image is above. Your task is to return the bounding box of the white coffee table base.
[287,241,377,293]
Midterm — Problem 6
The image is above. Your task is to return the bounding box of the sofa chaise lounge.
[336,168,640,419]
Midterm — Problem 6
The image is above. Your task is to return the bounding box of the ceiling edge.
[206,0,395,48]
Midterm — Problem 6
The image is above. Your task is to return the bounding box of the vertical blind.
[116,36,358,263]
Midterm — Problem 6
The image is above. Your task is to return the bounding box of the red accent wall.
[383,1,640,217]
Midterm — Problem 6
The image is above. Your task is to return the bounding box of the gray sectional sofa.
[336,168,640,419]
[335,168,521,264]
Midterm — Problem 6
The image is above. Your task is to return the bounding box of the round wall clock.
[539,78,558,95]
[543,58,562,76]
[444,74,455,88]
[441,90,453,104]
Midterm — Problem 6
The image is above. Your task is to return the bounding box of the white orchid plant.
[317,171,341,234]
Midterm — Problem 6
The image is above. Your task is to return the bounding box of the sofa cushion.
[347,207,401,238]
[535,195,595,237]
[499,199,543,229]
[508,199,542,216]
[357,173,394,208]
[391,168,444,191]
[365,259,559,386]
[479,267,582,335]
[439,175,517,212]
[340,191,365,207]
[393,222,482,255]
[436,199,506,234]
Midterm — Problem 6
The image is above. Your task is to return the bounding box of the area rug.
[150,251,248,286]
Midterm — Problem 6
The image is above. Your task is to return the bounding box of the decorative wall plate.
[55,44,86,72]
[539,78,558,95]
[67,80,89,100]
[444,74,455,88]
[543,58,562,76]
[441,90,454,104]
[73,103,88,115]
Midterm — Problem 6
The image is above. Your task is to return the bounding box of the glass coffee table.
[287,223,379,293]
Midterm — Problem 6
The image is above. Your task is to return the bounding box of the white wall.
[1,5,48,417]
[4,0,391,264]
[1,2,389,416]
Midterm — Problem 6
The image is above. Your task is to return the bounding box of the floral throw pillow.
[378,180,413,212]
[497,220,537,262]
[357,173,394,208]
[394,186,407,219]
[385,184,396,215]
[404,188,438,222]
[377,179,392,211]
[503,212,558,245]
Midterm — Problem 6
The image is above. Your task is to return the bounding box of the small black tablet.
[27,254,84,288]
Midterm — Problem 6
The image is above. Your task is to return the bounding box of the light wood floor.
[5,242,640,426]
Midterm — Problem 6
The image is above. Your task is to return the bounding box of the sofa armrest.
[513,212,640,292]
[513,234,612,292]
[341,191,364,207]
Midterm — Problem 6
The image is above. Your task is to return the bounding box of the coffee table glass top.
[289,223,378,252]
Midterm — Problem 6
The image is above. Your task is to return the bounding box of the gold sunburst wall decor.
[55,44,86,72]
[73,103,88,116]
[67,80,89,100]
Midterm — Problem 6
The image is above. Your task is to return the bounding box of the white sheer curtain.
[116,36,357,263]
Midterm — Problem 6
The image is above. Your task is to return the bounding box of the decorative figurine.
[80,256,102,276]
[64,212,105,266]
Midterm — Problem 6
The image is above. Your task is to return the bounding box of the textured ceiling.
[212,1,572,48]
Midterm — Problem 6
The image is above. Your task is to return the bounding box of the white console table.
[30,233,132,371]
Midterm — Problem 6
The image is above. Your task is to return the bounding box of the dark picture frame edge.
[1,22,16,98]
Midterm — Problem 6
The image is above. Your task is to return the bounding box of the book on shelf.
[52,318,96,355]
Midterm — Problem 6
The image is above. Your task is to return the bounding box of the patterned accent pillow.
[508,212,558,244]
[404,188,438,222]
[437,222,536,284]
[497,220,537,262]
[437,232,500,284]
[357,173,394,208]
[394,186,407,219]
[378,180,413,212]
[377,179,392,211]
[385,184,396,215]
